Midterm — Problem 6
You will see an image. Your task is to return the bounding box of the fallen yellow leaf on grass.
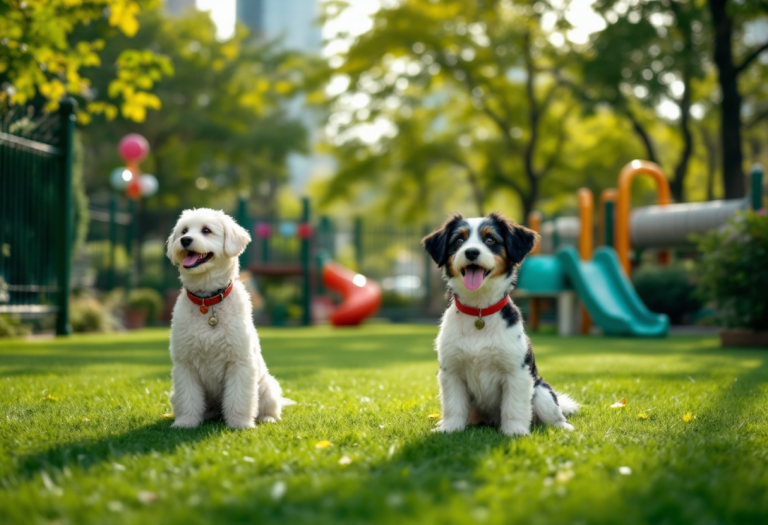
[163,413,174,419]
[637,413,648,420]
[683,412,695,423]
[314,440,332,449]
[610,398,627,408]
[43,395,59,402]
[427,413,440,419]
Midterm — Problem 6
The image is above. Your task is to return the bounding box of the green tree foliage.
[0,0,172,122]
[79,8,320,211]
[320,0,766,220]
[587,0,768,202]
[586,0,709,202]
[322,0,588,222]
[707,0,768,199]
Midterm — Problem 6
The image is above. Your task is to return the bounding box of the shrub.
[632,263,702,324]
[126,288,164,324]
[696,210,768,330]
[0,314,32,338]
[70,296,117,333]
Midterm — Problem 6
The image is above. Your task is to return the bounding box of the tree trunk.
[626,109,659,164]
[708,0,745,198]
[522,31,540,190]
[671,76,694,203]
[520,183,537,226]
[701,127,719,201]
[521,30,540,221]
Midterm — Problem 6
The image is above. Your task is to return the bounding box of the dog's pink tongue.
[463,267,485,290]
[182,253,199,267]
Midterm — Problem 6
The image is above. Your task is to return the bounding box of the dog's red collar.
[186,282,234,311]
[453,294,510,318]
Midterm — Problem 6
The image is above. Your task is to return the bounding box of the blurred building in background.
[165,0,197,16]
[237,0,329,192]
[237,0,322,52]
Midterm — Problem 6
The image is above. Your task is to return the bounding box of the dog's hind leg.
[257,373,283,423]
[532,381,575,431]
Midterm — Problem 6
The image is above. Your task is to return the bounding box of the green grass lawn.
[1,326,767,525]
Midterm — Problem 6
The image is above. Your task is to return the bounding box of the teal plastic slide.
[555,246,669,337]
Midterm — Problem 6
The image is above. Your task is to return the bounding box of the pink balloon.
[255,222,272,239]
[118,134,150,162]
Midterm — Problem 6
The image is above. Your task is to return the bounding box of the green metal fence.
[0,101,76,335]
[83,196,443,324]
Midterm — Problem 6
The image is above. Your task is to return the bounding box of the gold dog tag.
[208,305,218,327]
[475,317,485,330]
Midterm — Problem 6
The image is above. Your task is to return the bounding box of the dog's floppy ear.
[422,213,462,267]
[166,224,179,266]
[222,213,252,258]
[491,212,539,264]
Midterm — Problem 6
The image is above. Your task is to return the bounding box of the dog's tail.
[280,397,297,407]
[557,393,580,416]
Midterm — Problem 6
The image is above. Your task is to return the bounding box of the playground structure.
[245,198,382,327]
[321,261,382,326]
[517,160,765,337]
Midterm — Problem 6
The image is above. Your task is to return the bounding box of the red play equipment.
[321,261,381,326]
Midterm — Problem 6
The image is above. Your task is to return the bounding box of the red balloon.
[118,134,150,162]
[297,223,313,239]
[126,177,142,200]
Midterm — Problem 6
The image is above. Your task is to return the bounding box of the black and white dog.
[423,213,578,436]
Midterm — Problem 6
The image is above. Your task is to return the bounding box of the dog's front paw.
[432,419,466,433]
[501,421,531,437]
[171,417,202,429]
[226,417,256,430]
[257,416,278,424]
[553,421,574,431]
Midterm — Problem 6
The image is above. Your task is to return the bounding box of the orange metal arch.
[577,188,593,334]
[527,211,542,255]
[525,211,543,331]
[615,160,671,275]
[577,188,593,262]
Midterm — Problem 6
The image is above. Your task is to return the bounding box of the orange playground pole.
[526,211,542,331]
[528,211,542,255]
[615,160,671,275]
[577,188,593,335]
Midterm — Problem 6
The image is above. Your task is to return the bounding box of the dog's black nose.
[465,248,480,261]
[180,236,193,248]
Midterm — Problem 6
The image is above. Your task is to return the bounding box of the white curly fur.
[166,208,289,429]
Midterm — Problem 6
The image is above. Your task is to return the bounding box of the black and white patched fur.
[422,212,579,436]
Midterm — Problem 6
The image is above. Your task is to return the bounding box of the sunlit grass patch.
[1,327,767,524]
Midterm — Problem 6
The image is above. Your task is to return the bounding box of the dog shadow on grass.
[9,418,227,483]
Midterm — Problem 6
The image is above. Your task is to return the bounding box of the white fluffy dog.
[423,213,579,437]
[166,208,289,429]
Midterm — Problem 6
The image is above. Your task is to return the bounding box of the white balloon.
[138,174,159,197]
[110,167,132,190]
